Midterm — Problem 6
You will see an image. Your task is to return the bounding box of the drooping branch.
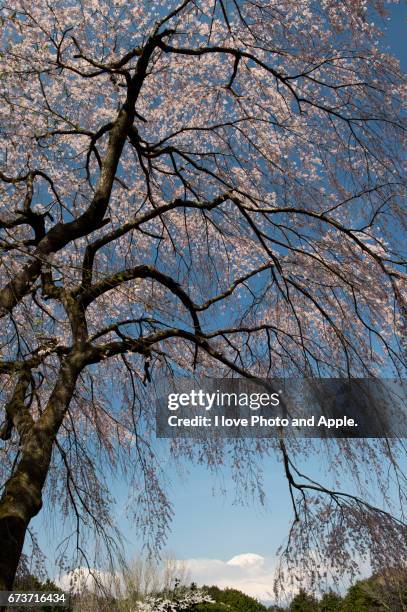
[80,192,232,287]
[0,30,175,319]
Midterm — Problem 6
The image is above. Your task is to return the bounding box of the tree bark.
[0,435,52,591]
[0,359,80,593]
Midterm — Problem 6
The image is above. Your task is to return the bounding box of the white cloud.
[56,552,304,605]
[55,550,370,607]
[56,567,122,595]
[183,553,278,603]
[227,553,266,568]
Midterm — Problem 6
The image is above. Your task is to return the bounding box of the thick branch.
[0,369,34,441]
[0,31,174,319]
[78,264,201,334]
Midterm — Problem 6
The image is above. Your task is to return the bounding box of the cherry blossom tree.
[0,0,406,594]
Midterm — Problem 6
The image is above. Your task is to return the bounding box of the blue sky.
[158,2,407,567]
[385,2,407,68]
[121,0,407,557]
[29,3,407,601]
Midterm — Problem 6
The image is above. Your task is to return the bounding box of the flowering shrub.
[135,588,214,611]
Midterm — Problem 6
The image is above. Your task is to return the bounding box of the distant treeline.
[9,567,407,611]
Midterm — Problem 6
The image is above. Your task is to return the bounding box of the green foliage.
[287,569,407,611]
[193,585,268,611]
[289,589,319,611]
[341,571,407,612]
[194,604,228,612]
[341,580,379,611]
[319,590,342,611]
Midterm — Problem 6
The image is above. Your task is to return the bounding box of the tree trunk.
[0,516,26,591]
[0,428,54,591]
[0,359,81,594]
